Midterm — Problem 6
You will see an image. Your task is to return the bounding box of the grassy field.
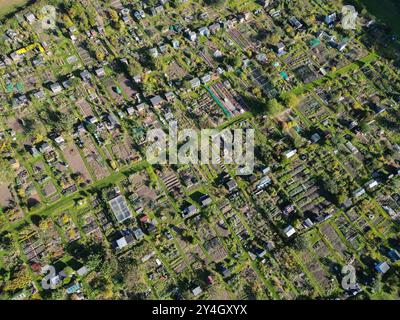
[360,0,400,35]
[0,0,30,19]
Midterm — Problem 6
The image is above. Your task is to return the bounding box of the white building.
[283,149,297,159]
[283,225,296,238]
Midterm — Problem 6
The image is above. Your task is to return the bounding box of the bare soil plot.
[76,99,95,117]
[129,172,147,186]
[159,170,181,193]
[248,63,278,98]
[42,181,57,198]
[7,118,24,134]
[109,0,123,10]
[40,69,56,83]
[26,190,41,209]
[215,222,230,238]
[0,184,13,208]
[310,43,331,65]
[136,185,158,202]
[319,223,347,258]
[117,75,137,100]
[313,240,331,258]
[82,137,109,180]
[167,61,188,81]
[104,77,124,102]
[39,221,65,260]
[345,39,369,61]
[310,267,332,291]
[76,43,93,66]
[194,92,225,127]
[188,244,209,265]
[228,27,254,50]
[298,95,329,123]
[209,82,246,116]
[301,251,332,292]
[111,137,140,163]
[204,237,228,262]
[170,256,187,274]
[200,41,219,68]
[293,64,319,84]
[208,285,232,300]
[63,143,92,183]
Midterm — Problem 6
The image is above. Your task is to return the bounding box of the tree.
[86,253,104,272]
[266,99,283,115]
[57,112,76,133]
[64,0,90,29]
[183,80,193,90]
[266,33,281,45]
[116,20,125,32]
[252,86,262,98]
[39,109,76,134]
[182,229,194,243]
[225,55,242,68]
[360,121,370,133]
[61,14,74,28]
[382,265,400,294]
[127,59,143,76]
[170,0,182,9]
[322,176,339,195]
[281,92,300,109]
[87,7,98,27]
[94,49,105,61]
[292,236,307,250]
[108,9,119,23]
[204,0,226,7]
[336,193,347,205]
[3,268,31,293]
[352,101,362,110]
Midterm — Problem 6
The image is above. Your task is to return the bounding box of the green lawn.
[360,0,400,35]
[0,0,30,18]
